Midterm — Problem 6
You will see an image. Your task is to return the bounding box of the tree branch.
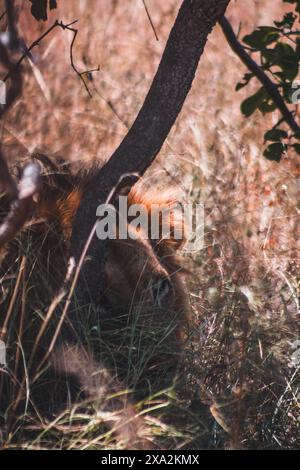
[5,0,19,48]
[0,0,22,198]
[219,15,300,134]
[0,163,41,249]
[70,0,231,306]
[0,0,41,249]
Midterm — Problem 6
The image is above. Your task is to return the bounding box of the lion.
[0,154,190,445]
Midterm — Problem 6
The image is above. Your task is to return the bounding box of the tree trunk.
[70,0,231,306]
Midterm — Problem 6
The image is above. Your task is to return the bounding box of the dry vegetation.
[0,0,300,449]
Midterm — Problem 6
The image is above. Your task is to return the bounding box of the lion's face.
[103,229,175,312]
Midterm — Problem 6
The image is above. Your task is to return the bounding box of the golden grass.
[1,0,300,449]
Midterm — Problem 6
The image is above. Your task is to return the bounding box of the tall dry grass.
[0,0,300,449]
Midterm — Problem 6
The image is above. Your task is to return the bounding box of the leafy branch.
[221,0,300,162]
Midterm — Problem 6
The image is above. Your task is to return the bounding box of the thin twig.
[5,0,18,48]
[12,256,27,401]
[142,0,159,41]
[34,173,139,375]
[28,259,75,366]
[2,20,60,82]
[0,256,25,341]
[0,150,17,198]
[0,9,7,22]
[59,20,100,98]
[3,19,100,97]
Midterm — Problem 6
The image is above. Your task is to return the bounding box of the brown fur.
[32,157,190,334]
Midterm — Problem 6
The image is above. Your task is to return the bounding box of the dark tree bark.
[70,0,231,306]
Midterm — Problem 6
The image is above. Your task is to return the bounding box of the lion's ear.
[128,186,187,252]
[152,199,187,255]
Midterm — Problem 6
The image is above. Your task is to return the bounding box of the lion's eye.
[153,277,173,307]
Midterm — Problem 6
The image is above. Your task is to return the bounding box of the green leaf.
[274,12,296,29]
[264,143,286,162]
[264,129,288,141]
[241,87,276,117]
[29,0,57,21]
[292,143,300,154]
[261,42,299,81]
[261,48,277,65]
[243,27,280,49]
[241,87,267,117]
[274,42,299,81]
[296,38,300,60]
[258,101,277,114]
[236,73,254,91]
